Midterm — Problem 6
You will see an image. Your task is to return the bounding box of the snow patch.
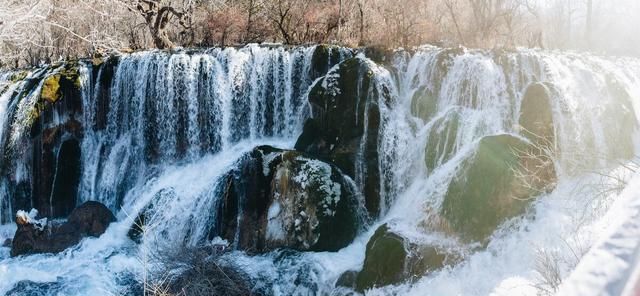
[266,202,285,241]
[16,209,47,231]
[293,157,342,216]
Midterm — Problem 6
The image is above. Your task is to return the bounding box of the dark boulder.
[2,62,84,220]
[336,270,359,289]
[295,57,393,217]
[11,201,115,257]
[441,134,557,242]
[345,224,457,292]
[67,201,116,236]
[216,146,364,253]
[310,45,351,80]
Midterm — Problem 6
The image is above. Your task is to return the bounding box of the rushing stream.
[0,44,639,295]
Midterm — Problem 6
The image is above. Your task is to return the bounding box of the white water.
[0,45,639,295]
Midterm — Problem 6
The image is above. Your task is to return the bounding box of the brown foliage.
[0,0,633,68]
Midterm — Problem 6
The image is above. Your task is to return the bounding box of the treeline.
[0,0,634,68]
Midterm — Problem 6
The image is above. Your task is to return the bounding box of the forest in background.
[0,0,638,68]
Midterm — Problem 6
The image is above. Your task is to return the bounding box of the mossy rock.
[41,74,62,103]
[266,150,360,251]
[353,224,450,291]
[410,86,438,121]
[217,146,363,253]
[519,82,555,146]
[10,71,28,83]
[296,57,391,217]
[34,63,81,119]
[441,134,556,242]
[424,108,460,172]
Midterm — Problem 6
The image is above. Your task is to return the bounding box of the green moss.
[354,224,450,291]
[10,71,28,83]
[441,134,551,242]
[411,86,437,121]
[356,225,407,291]
[519,83,554,145]
[41,74,62,103]
[59,63,81,89]
[424,109,460,172]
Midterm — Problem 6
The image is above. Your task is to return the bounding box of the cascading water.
[0,44,639,296]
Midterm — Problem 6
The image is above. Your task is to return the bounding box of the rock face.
[295,57,393,217]
[424,108,461,173]
[310,45,352,80]
[519,82,555,146]
[216,146,364,253]
[411,86,438,122]
[338,224,455,292]
[1,63,84,220]
[441,134,556,242]
[11,201,115,257]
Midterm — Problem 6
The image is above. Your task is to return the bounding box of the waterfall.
[0,45,639,296]
[76,45,327,212]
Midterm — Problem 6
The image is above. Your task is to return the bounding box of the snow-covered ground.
[559,173,640,296]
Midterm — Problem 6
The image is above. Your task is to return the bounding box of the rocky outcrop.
[519,82,555,146]
[1,63,84,220]
[337,224,458,292]
[310,45,352,80]
[440,134,556,242]
[11,201,115,257]
[424,108,461,172]
[295,57,393,217]
[411,86,438,122]
[216,146,364,253]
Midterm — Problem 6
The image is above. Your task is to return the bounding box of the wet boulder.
[67,201,116,236]
[310,44,351,80]
[217,146,364,253]
[441,134,557,242]
[519,82,555,146]
[411,86,438,122]
[10,201,115,257]
[424,108,461,172]
[2,62,84,220]
[338,224,456,292]
[295,57,393,217]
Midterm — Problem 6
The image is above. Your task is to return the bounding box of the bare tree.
[127,0,194,49]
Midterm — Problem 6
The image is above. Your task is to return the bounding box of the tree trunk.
[358,0,365,45]
[337,0,343,42]
[153,31,174,49]
[585,0,592,47]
